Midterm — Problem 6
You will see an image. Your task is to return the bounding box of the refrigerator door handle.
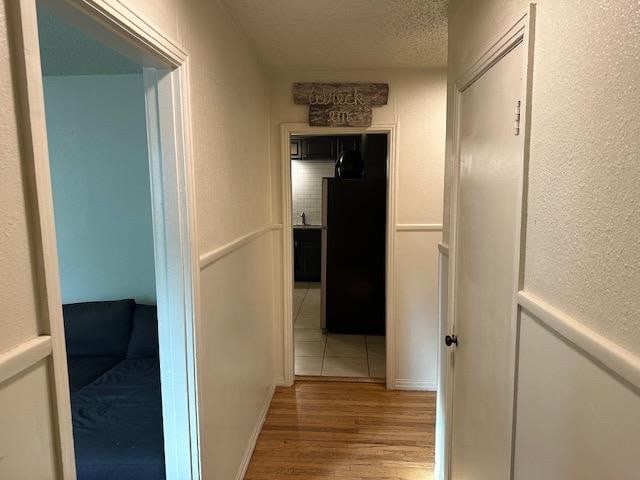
[321,178,328,331]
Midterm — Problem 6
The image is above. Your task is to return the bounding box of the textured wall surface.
[2,0,276,477]
[145,1,274,477]
[524,0,640,355]
[0,1,42,356]
[175,4,271,252]
[126,1,275,478]
[269,69,447,386]
[444,0,640,354]
[0,0,60,475]
[444,0,640,476]
[270,69,447,226]
[44,74,156,304]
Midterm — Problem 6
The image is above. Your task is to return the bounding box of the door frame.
[441,6,535,480]
[9,1,201,479]
[280,123,398,388]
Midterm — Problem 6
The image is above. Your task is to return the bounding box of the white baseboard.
[393,379,438,391]
[273,375,287,387]
[234,383,276,480]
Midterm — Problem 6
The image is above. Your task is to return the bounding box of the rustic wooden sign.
[293,82,389,127]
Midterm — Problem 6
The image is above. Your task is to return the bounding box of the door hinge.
[514,100,521,136]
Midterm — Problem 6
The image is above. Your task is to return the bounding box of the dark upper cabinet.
[291,135,361,161]
[336,135,361,156]
[301,136,336,160]
[290,138,302,160]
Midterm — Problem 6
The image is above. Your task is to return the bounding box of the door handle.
[445,335,458,347]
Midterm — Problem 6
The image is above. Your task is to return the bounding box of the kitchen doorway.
[281,125,398,386]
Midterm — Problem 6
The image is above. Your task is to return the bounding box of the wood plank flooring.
[245,381,435,480]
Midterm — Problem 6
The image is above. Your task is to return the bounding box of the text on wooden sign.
[293,83,389,127]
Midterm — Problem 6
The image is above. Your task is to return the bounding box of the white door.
[449,41,524,479]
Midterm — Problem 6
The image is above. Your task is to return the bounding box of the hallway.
[245,381,435,479]
[2,0,639,479]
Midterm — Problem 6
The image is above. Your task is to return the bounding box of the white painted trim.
[517,291,640,390]
[44,0,186,67]
[175,57,204,480]
[12,1,201,479]
[234,383,276,480]
[395,223,443,232]
[280,123,399,389]
[393,379,438,391]
[199,225,276,270]
[143,67,201,480]
[0,336,52,385]
[11,1,77,476]
[456,11,529,93]
[281,126,295,386]
[444,7,535,480]
[434,245,450,480]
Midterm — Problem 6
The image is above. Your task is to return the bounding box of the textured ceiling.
[37,7,141,76]
[222,0,448,70]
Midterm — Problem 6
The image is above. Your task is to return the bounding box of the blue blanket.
[71,358,165,480]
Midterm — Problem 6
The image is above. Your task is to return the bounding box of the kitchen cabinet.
[290,135,361,161]
[290,138,302,160]
[293,228,321,282]
[301,136,336,160]
[337,135,361,155]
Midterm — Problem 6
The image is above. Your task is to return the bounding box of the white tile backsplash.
[291,160,335,225]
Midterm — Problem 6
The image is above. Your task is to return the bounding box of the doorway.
[281,125,398,386]
[38,6,166,478]
[13,0,200,478]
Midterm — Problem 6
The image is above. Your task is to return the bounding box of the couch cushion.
[63,299,135,357]
[127,304,159,358]
[67,356,123,392]
[70,358,164,480]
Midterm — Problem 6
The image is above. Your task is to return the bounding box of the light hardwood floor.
[245,381,435,480]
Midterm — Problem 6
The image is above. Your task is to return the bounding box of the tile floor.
[294,282,386,378]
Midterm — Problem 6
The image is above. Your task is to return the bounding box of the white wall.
[270,69,447,388]
[1,0,276,479]
[444,0,640,477]
[291,160,334,226]
[151,1,275,478]
[514,311,640,479]
[44,73,156,305]
[0,0,61,476]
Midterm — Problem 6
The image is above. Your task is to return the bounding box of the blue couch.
[64,299,165,480]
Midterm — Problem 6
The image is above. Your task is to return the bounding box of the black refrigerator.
[321,178,386,335]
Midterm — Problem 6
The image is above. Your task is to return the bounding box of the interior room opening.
[291,133,388,379]
[37,4,166,478]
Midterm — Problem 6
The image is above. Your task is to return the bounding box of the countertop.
[293,224,323,230]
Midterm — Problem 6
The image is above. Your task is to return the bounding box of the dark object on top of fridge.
[335,150,364,178]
